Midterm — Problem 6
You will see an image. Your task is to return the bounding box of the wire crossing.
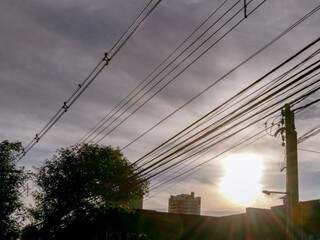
[125,37,320,194]
[79,0,266,145]
[78,0,233,144]
[120,4,320,153]
[133,35,320,168]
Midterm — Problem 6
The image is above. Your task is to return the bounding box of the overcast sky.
[1,0,320,216]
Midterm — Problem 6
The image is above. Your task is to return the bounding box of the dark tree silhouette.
[0,140,26,239]
[31,144,148,237]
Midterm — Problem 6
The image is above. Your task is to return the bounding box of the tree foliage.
[0,140,26,239]
[32,144,148,236]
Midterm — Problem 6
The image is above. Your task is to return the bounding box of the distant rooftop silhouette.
[168,192,201,215]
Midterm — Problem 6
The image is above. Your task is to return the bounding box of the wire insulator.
[62,102,69,112]
[34,134,40,143]
[103,52,111,64]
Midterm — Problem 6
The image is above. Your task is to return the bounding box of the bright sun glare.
[219,153,264,206]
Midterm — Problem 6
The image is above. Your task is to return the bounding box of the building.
[168,192,201,215]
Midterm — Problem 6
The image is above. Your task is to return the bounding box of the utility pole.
[282,104,299,239]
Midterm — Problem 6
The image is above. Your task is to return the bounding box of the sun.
[219,153,264,206]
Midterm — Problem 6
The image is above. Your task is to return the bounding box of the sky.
[1,0,320,216]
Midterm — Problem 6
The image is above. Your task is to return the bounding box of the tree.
[0,140,26,239]
[32,144,148,236]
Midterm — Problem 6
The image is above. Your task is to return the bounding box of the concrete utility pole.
[282,104,299,239]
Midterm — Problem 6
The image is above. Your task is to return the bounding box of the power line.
[120,6,320,152]
[146,95,320,197]
[148,129,268,197]
[85,0,266,144]
[94,0,266,144]
[133,46,320,168]
[145,131,269,199]
[17,0,162,161]
[146,76,320,197]
[145,92,317,183]
[109,0,163,59]
[139,86,320,194]
[108,0,157,56]
[136,58,320,180]
[138,53,320,177]
[298,122,320,144]
[146,65,320,180]
[134,48,320,167]
[146,97,320,199]
[133,37,320,168]
[122,37,320,195]
[299,148,320,154]
[148,126,269,192]
[78,0,233,143]
[293,96,320,113]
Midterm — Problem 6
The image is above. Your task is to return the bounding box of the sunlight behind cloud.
[219,153,264,206]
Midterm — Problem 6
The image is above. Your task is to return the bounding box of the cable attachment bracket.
[62,101,69,112]
[103,52,111,64]
[274,125,286,147]
[34,134,40,143]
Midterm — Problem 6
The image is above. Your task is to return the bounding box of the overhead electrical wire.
[299,148,320,154]
[147,128,269,197]
[113,7,320,195]
[133,36,320,168]
[144,76,320,174]
[144,130,270,199]
[142,89,319,181]
[82,0,266,144]
[146,80,320,181]
[145,70,320,182]
[93,0,266,144]
[147,94,320,198]
[133,85,320,195]
[131,47,320,182]
[133,47,320,167]
[294,96,320,113]
[137,52,320,179]
[108,0,154,55]
[134,56,320,169]
[120,3,320,152]
[146,130,260,193]
[148,96,317,198]
[108,0,162,59]
[80,0,241,143]
[17,0,162,161]
[298,121,320,144]
[78,0,232,143]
